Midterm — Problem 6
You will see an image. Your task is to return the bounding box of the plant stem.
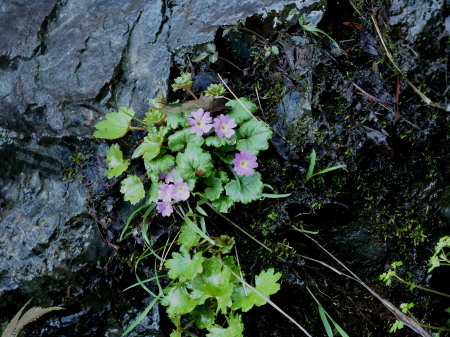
[186,87,199,100]
[395,276,450,298]
[130,126,147,131]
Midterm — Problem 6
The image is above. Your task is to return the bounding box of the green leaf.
[165,251,205,281]
[191,304,215,330]
[318,304,333,337]
[236,119,272,154]
[168,128,204,152]
[176,146,214,182]
[187,258,234,313]
[225,97,257,124]
[306,149,316,180]
[144,155,175,175]
[147,177,160,203]
[211,196,234,213]
[132,135,162,160]
[94,107,134,139]
[310,165,347,179]
[120,175,145,205]
[205,135,237,147]
[204,176,223,201]
[105,144,130,178]
[178,223,201,251]
[161,285,199,317]
[225,172,263,204]
[166,113,187,129]
[231,268,281,312]
[222,256,243,283]
[206,314,244,337]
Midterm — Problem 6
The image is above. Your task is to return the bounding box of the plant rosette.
[95,85,274,214]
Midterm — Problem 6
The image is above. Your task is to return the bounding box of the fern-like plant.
[1,299,63,337]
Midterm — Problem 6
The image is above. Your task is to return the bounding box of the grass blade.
[184,216,215,245]
[122,296,160,336]
[311,165,346,178]
[120,204,154,241]
[261,193,291,199]
[306,149,316,180]
[318,304,334,337]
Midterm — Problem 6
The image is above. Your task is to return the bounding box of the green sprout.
[205,83,226,98]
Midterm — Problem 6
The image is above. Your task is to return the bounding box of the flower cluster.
[187,109,258,177]
[156,168,190,217]
[188,109,237,138]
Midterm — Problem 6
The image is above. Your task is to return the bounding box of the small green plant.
[305,149,346,181]
[192,43,219,64]
[1,299,63,337]
[289,11,340,50]
[428,236,450,272]
[94,75,296,336]
[263,45,279,58]
[380,261,450,334]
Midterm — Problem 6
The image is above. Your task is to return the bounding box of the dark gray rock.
[389,0,445,49]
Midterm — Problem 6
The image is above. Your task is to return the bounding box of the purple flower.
[159,166,176,183]
[232,150,258,176]
[170,179,190,201]
[213,114,237,138]
[158,183,173,202]
[156,201,173,217]
[187,108,213,136]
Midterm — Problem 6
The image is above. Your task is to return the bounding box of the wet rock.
[389,0,445,51]
[272,37,325,159]
[0,135,109,294]
[167,0,326,49]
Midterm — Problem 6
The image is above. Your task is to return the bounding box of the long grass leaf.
[261,193,291,198]
[311,165,346,178]
[328,315,350,337]
[184,216,215,245]
[306,150,316,180]
[123,275,164,292]
[120,204,153,241]
[122,296,160,336]
[318,304,334,337]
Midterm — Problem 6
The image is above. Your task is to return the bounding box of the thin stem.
[418,324,450,332]
[120,108,150,126]
[218,56,243,72]
[186,87,199,100]
[130,126,147,131]
[394,276,450,298]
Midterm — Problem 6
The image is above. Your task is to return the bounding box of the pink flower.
[159,166,176,183]
[158,183,172,202]
[170,179,190,201]
[156,201,173,217]
[187,108,213,136]
[232,150,258,176]
[213,114,237,138]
